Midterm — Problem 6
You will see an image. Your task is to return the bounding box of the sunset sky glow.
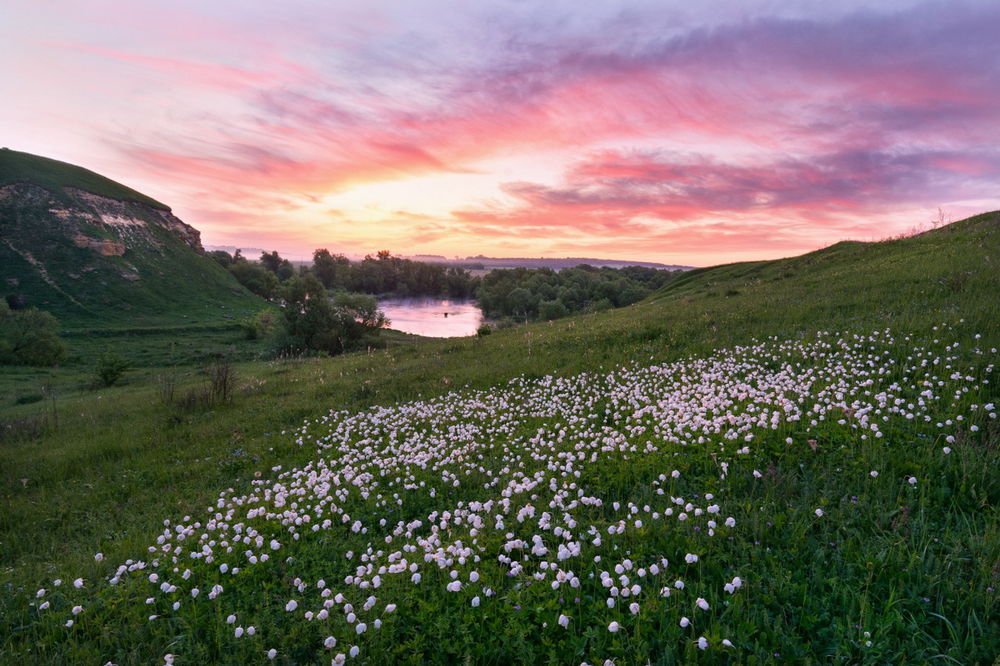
[6,0,1000,265]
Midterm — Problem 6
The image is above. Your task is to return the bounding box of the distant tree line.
[477,265,680,322]
[208,248,681,354]
[209,249,478,300]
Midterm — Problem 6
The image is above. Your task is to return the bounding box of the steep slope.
[0,149,263,328]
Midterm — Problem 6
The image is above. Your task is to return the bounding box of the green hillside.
[1,211,998,664]
[0,149,265,329]
[0,148,168,209]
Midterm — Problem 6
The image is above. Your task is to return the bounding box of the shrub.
[0,303,67,366]
[94,353,130,387]
[14,393,44,405]
[241,310,278,340]
[206,358,236,403]
[476,323,492,337]
[538,299,569,321]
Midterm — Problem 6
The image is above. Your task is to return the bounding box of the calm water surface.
[379,297,483,337]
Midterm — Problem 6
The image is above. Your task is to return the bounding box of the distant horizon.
[202,243,696,268]
[6,1,1000,265]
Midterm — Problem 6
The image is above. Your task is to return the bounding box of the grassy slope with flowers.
[1,211,998,664]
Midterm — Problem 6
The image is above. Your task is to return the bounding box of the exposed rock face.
[1,182,204,266]
[67,187,204,253]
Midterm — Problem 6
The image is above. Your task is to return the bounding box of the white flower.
[356,622,367,635]
[285,600,298,612]
[908,476,917,485]
[94,553,104,562]
[679,616,690,627]
[629,602,640,614]
[608,621,621,633]
[558,614,570,628]
[870,470,879,478]
[722,639,733,647]
[696,597,709,610]
[684,553,698,564]
[814,508,824,517]
[267,649,277,660]
[324,636,337,649]
[471,596,480,607]
[943,446,952,454]
[73,578,85,589]
[697,636,708,650]
[71,605,83,615]
[226,614,236,624]
[234,627,244,638]
[349,646,360,658]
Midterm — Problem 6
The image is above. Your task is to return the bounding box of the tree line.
[211,248,680,323]
[209,249,479,300]
[477,265,680,322]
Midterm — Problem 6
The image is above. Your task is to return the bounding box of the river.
[378,297,483,338]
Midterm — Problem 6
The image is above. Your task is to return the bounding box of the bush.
[206,358,236,403]
[476,323,492,337]
[15,393,44,405]
[538,299,569,321]
[94,353,130,387]
[240,310,277,340]
[0,303,67,366]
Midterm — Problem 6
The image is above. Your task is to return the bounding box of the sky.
[5,0,1000,265]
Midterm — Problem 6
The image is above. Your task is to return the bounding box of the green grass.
[0,148,168,209]
[1,212,999,663]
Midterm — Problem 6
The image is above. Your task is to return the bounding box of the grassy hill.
[0,149,264,329]
[0,148,168,209]
[1,211,998,663]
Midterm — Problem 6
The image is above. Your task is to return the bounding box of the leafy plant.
[94,352,130,387]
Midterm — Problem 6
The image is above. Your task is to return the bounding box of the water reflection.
[378,297,483,338]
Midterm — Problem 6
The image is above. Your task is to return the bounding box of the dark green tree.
[0,302,67,366]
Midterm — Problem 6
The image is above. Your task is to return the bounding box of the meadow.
[2,212,999,664]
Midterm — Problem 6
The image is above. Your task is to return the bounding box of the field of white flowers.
[21,324,999,663]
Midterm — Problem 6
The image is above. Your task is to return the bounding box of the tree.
[208,250,234,268]
[276,259,295,282]
[332,292,389,329]
[260,250,284,274]
[277,276,387,356]
[312,249,350,288]
[0,303,67,366]
[229,261,279,298]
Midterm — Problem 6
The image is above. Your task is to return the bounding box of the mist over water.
[378,297,483,337]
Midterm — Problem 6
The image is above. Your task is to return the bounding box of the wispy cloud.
[5,0,1000,261]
